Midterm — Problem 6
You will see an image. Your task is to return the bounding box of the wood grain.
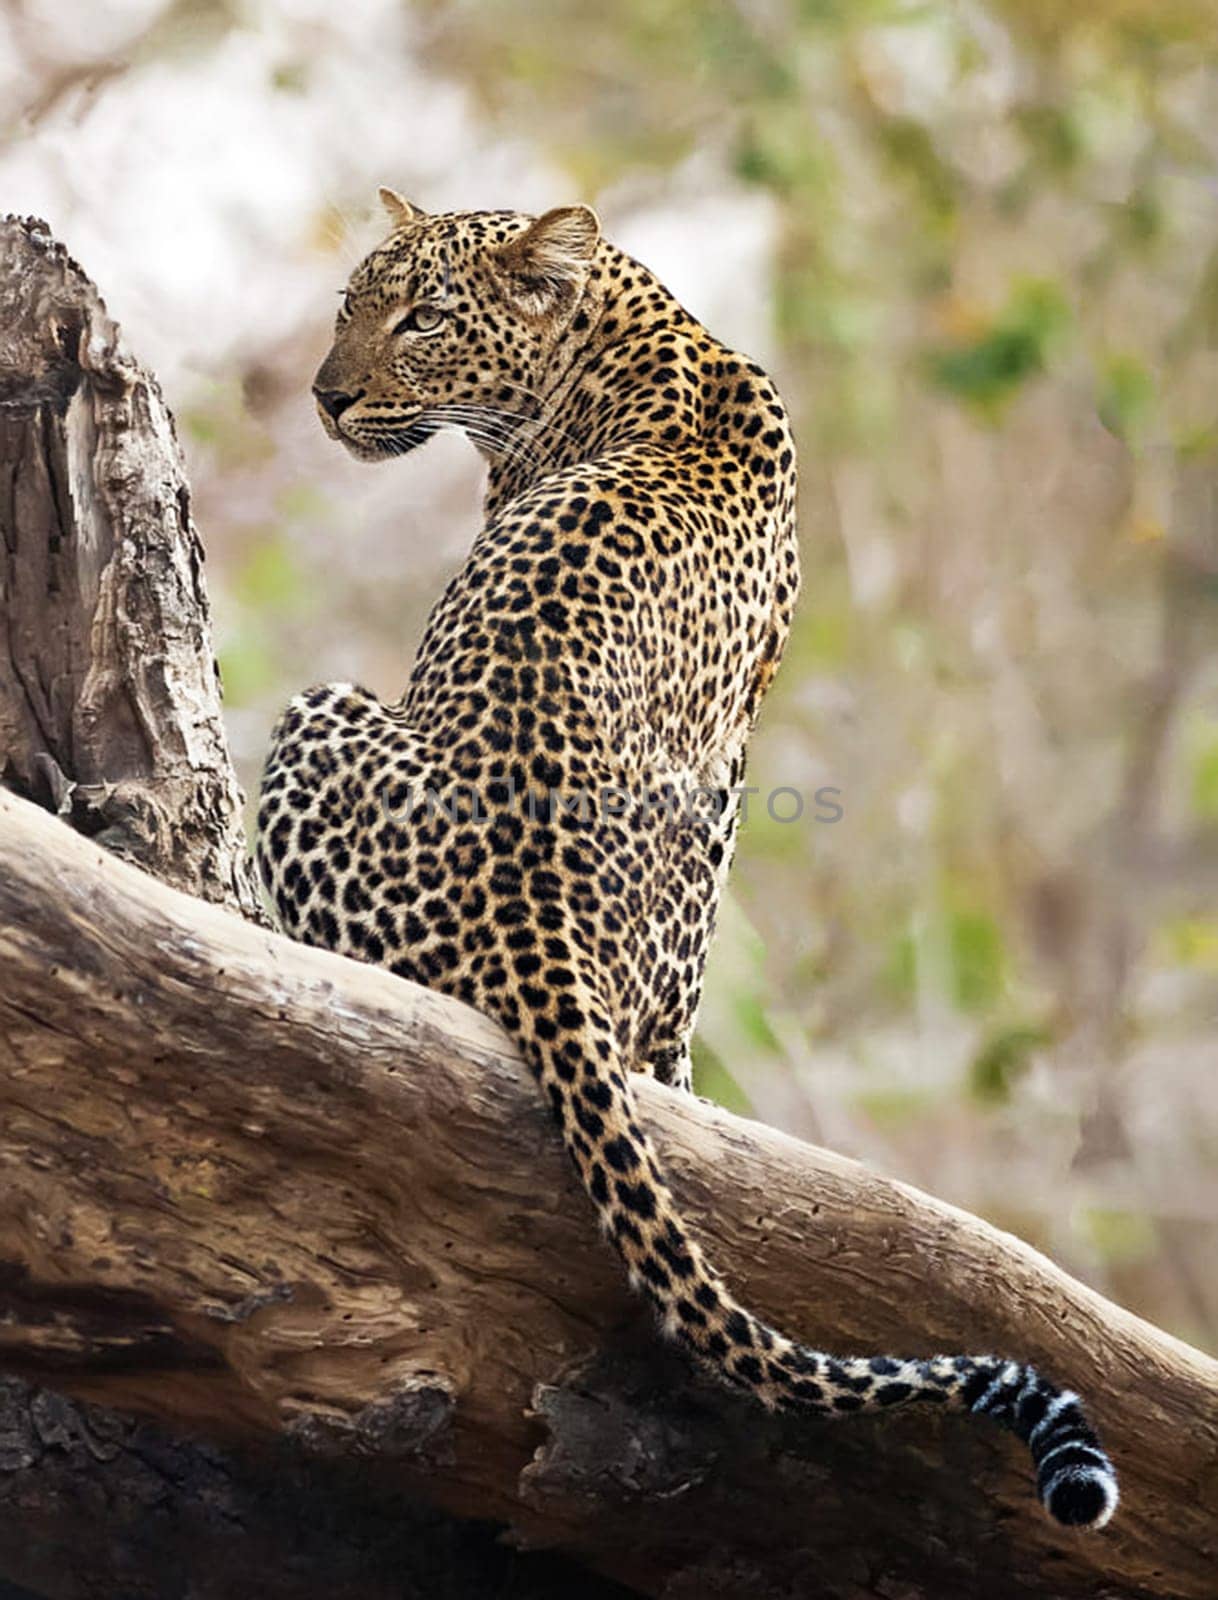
[2,787,1215,1599]
[0,214,263,920]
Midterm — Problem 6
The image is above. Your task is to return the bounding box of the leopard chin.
[339,418,437,463]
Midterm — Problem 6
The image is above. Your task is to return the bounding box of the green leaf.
[1015,102,1086,174]
[969,1023,1052,1104]
[1096,353,1156,442]
[217,634,277,707]
[1190,723,1218,821]
[885,904,1010,1013]
[232,536,305,611]
[854,1085,939,1129]
[734,990,783,1053]
[949,908,1007,1011]
[927,278,1072,417]
[876,116,958,226]
[690,1037,754,1115]
[1161,918,1218,971]
[1082,1208,1157,1266]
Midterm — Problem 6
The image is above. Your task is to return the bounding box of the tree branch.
[1,788,1215,1598]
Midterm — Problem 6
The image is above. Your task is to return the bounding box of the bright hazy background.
[3,0,1216,1352]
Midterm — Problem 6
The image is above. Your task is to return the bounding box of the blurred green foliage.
[1188,716,1218,822]
[969,1023,1053,1105]
[219,534,310,705]
[181,381,276,469]
[1083,1207,1158,1268]
[927,279,1072,419]
[853,1084,942,1129]
[231,534,305,612]
[690,1037,754,1116]
[1096,354,1157,444]
[1162,918,1218,972]
[884,901,1009,1013]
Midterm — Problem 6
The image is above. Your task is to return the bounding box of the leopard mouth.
[383,416,437,455]
[332,412,437,462]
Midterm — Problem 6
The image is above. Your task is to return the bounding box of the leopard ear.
[378,188,425,230]
[498,205,601,313]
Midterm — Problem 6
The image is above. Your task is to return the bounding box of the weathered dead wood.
[1,787,1216,1600]
[0,214,262,919]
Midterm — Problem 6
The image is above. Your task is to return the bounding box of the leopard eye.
[393,305,445,336]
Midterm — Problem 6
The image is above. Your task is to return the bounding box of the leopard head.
[312,191,601,462]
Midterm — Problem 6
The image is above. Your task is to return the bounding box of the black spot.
[724,1310,753,1348]
[826,1360,873,1394]
[574,1104,604,1138]
[638,1257,670,1291]
[615,1216,643,1248]
[602,1135,640,1173]
[654,1237,696,1279]
[583,1079,613,1111]
[615,1180,657,1219]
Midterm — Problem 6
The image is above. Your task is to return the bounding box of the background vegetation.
[3,0,1215,1351]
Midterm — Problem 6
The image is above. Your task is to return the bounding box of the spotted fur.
[257,194,1117,1531]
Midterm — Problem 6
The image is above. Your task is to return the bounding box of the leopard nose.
[313,386,362,421]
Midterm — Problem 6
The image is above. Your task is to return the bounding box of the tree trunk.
[0,216,262,918]
[2,216,1216,1600]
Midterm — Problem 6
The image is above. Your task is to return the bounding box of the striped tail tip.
[1040,1457,1119,1529]
[968,1366,1119,1530]
[1029,1387,1119,1530]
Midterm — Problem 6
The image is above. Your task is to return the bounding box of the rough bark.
[0,214,262,919]
[1,214,1216,1600]
[2,788,1218,1599]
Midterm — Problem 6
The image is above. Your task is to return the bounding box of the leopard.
[256,189,1118,1531]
